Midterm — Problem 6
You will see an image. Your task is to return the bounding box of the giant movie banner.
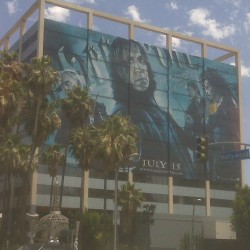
[44,19,240,183]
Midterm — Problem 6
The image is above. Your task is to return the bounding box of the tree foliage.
[96,114,138,173]
[22,56,60,152]
[179,233,204,250]
[118,182,145,233]
[0,135,34,175]
[0,51,23,135]
[0,51,61,249]
[231,185,250,248]
[118,182,145,248]
[42,144,65,178]
[42,144,65,207]
[0,50,140,249]
[70,125,97,171]
[62,85,94,129]
[78,211,113,250]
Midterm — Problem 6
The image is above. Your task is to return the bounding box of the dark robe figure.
[109,37,195,179]
[201,68,240,181]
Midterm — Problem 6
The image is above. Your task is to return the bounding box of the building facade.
[0,0,244,249]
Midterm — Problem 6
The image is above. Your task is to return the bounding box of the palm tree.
[0,51,23,136]
[0,135,34,248]
[42,144,65,208]
[61,85,94,129]
[25,100,61,146]
[21,55,60,156]
[70,125,98,212]
[96,114,138,173]
[0,52,60,248]
[0,51,27,248]
[20,56,60,211]
[22,55,60,159]
[96,114,138,250]
[60,85,94,209]
[117,182,145,249]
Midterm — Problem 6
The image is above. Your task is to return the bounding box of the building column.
[18,20,26,61]
[128,172,133,183]
[37,0,45,58]
[168,176,173,214]
[30,171,38,213]
[205,180,211,216]
[87,11,93,30]
[4,37,10,50]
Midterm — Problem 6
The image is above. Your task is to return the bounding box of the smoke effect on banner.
[44,19,241,183]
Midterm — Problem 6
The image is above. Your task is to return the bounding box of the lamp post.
[113,153,139,250]
[142,204,156,250]
[191,198,201,250]
[73,220,80,250]
[26,212,39,244]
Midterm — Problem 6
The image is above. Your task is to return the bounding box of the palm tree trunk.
[80,170,89,213]
[27,95,41,174]
[7,171,14,247]
[33,95,42,141]
[0,173,9,248]
[50,176,55,209]
[3,172,8,216]
[20,172,31,215]
[60,145,68,208]
[104,176,107,212]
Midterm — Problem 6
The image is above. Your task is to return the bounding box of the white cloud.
[188,8,235,41]
[83,0,95,3]
[65,0,96,4]
[45,6,70,22]
[244,13,250,33]
[166,2,178,10]
[228,0,241,8]
[124,5,148,23]
[156,34,181,49]
[241,63,250,78]
[156,34,166,47]
[172,38,181,48]
[6,0,18,15]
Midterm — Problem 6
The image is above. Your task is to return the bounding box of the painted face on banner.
[129,43,149,92]
[186,86,197,100]
[60,70,85,91]
[203,79,216,101]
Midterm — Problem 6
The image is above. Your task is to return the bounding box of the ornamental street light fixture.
[26,212,39,244]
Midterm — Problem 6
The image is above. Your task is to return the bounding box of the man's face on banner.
[129,43,149,92]
[60,70,85,91]
[186,86,197,100]
[203,79,216,101]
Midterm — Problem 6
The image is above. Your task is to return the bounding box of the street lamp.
[142,204,156,250]
[73,220,80,250]
[26,212,39,244]
[113,153,139,250]
[191,198,201,250]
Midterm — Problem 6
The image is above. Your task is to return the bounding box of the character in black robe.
[202,68,239,143]
[184,81,205,140]
[109,37,195,179]
[201,68,240,181]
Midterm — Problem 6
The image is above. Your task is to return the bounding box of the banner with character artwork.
[43,19,241,183]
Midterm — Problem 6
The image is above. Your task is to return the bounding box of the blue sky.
[1,0,250,184]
